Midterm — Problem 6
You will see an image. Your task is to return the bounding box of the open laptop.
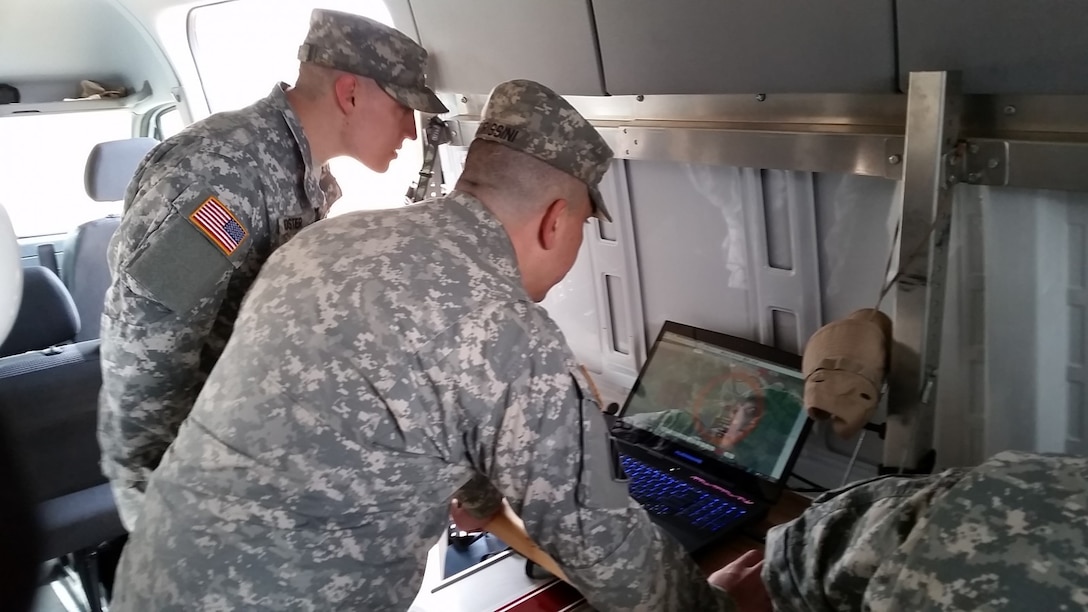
[609,320,812,553]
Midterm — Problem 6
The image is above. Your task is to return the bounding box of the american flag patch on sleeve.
[189,196,248,256]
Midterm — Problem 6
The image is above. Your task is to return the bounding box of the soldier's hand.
[708,549,772,611]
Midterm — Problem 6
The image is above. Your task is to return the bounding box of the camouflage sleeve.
[761,468,970,611]
[863,451,1088,610]
[447,302,735,611]
[98,176,258,528]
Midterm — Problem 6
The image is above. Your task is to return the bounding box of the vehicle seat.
[63,137,158,342]
[0,266,79,358]
[0,265,122,612]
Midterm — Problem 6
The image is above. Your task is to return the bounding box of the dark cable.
[788,473,829,492]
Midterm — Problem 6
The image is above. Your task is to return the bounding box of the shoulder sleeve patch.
[125,212,235,315]
[575,373,631,511]
[188,195,249,257]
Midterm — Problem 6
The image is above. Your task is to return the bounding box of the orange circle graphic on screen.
[689,370,765,450]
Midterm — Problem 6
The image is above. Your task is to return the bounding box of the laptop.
[609,320,812,553]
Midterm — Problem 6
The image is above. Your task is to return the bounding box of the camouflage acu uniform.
[111,80,733,611]
[97,9,446,531]
[765,450,1088,610]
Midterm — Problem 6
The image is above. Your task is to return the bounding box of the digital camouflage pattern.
[765,450,1088,611]
[110,192,735,612]
[298,8,447,114]
[475,79,614,221]
[97,84,341,531]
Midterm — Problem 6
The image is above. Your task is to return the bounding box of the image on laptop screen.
[619,329,807,482]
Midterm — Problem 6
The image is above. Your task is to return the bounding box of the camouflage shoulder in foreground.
[764,451,1088,612]
[865,451,1088,611]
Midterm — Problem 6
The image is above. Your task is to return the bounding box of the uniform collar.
[443,190,529,301]
[268,83,341,213]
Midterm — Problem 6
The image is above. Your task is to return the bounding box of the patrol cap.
[475,79,614,222]
[298,9,448,114]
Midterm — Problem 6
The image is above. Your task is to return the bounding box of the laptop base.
[616,443,769,554]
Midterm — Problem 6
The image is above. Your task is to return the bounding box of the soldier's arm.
[761,469,969,612]
[98,179,258,493]
[448,302,736,611]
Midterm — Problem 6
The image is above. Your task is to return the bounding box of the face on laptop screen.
[619,330,807,482]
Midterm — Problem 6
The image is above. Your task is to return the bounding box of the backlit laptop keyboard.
[621,455,749,533]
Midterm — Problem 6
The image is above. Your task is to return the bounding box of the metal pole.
[883,71,962,472]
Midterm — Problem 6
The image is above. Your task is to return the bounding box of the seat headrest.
[84,137,160,202]
[0,267,80,358]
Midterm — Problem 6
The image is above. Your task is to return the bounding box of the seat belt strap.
[406,116,453,204]
[37,244,59,277]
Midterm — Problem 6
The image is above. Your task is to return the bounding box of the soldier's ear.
[333,74,359,114]
[538,198,568,251]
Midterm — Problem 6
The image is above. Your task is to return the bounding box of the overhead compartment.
[0,0,171,110]
[898,0,1088,94]
[402,0,606,96]
[591,0,897,95]
[0,81,151,118]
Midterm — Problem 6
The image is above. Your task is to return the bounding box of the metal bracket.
[407,116,453,203]
[891,138,1010,187]
[885,131,1016,190]
[960,140,1010,186]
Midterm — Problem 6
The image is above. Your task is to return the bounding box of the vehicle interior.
[3,0,1087,610]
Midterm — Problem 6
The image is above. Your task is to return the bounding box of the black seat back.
[0,267,122,565]
[0,266,102,499]
[62,218,120,341]
[0,341,104,501]
[0,267,79,358]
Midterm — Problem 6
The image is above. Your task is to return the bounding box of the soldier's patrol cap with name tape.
[298,9,447,114]
[475,79,615,222]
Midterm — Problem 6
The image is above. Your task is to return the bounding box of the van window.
[156,106,186,140]
[0,108,133,238]
[188,0,425,215]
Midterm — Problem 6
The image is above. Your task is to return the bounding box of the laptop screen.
[617,323,808,484]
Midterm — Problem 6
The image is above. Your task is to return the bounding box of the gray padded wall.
[407,0,605,95]
[625,160,891,483]
[813,173,897,324]
[898,0,1088,94]
[592,0,897,94]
